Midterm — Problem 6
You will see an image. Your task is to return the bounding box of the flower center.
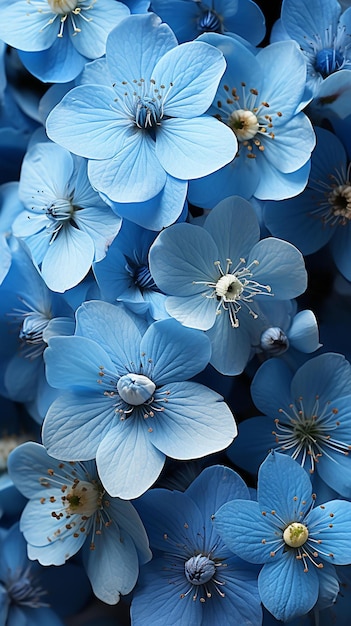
[7,567,48,609]
[117,373,156,406]
[135,97,161,129]
[115,78,174,137]
[197,8,222,33]
[328,184,351,223]
[215,84,281,160]
[45,198,79,243]
[283,522,308,548]
[184,554,216,585]
[47,0,78,14]
[193,258,272,328]
[260,327,289,356]
[314,47,345,78]
[228,109,259,141]
[215,274,244,301]
[134,263,158,290]
[64,479,100,517]
[273,395,351,473]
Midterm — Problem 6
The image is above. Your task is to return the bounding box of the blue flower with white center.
[149,196,308,375]
[46,12,237,208]
[0,0,131,83]
[214,451,351,622]
[188,34,316,208]
[228,353,351,498]
[264,126,351,282]
[149,0,266,45]
[280,0,351,97]
[41,300,237,499]
[131,465,262,626]
[8,442,152,605]
[12,140,122,293]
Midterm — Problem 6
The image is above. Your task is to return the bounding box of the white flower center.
[117,373,156,406]
[215,274,243,300]
[228,109,259,141]
[64,480,100,517]
[283,522,308,548]
[47,0,78,15]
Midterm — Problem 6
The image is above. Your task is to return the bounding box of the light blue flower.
[188,34,315,208]
[131,465,262,626]
[149,196,308,375]
[228,353,351,498]
[280,0,351,97]
[0,0,131,83]
[42,300,237,498]
[8,442,152,605]
[46,13,237,207]
[12,140,122,293]
[149,0,266,45]
[214,451,351,622]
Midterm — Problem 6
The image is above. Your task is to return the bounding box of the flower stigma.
[283,522,308,548]
[273,395,351,473]
[197,6,223,34]
[193,257,273,328]
[215,83,281,159]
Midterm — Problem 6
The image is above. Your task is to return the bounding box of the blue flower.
[214,451,351,622]
[93,219,167,320]
[8,442,152,605]
[280,0,351,96]
[149,196,308,375]
[264,126,351,281]
[46,13,237,206]
[12,140,122,292]
[0,522,65,626]
[228,353,351,498]
[188,34,316,208]
[42,300,237,498]
[131,465,262,626]
[0,0,131,83]
[149,0,266,45]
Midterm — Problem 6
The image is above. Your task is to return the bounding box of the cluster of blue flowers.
[1,0,351,624]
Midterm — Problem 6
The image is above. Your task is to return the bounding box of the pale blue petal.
[106,13,177,83]
[204,196,260,261]
[148,382,237,458]
[256,41,308,115]
[248,238,307,300]
[8,441,66,499]
[96,418,165,498]
[258,552,319,621]
[75,300,147,372]
[140,319,211,384]
[291,353,351,412]
[88,132,167,203]
[86,523,139,603]
[109,174,187,231]
[165,294,217,331]
[44,335,115,389]
[262,114,315,173]
[207,309,252,375]
[19,37,86,83]
[288,310,321,353]
[41,226,94,292]
[73,204,121,263]
[42,391,116,460]
[214,499,278,563]
[255,158,311,201]
[281,0,340,48]
[153,41,226,116]
[257,452,313,522]
[156,116,237,180]
[107,498,152,565]
[46,85,128,159]
[19,142,74,206]
[0,2,57,51]
[250,358,293,415]
[72,0,130,59]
